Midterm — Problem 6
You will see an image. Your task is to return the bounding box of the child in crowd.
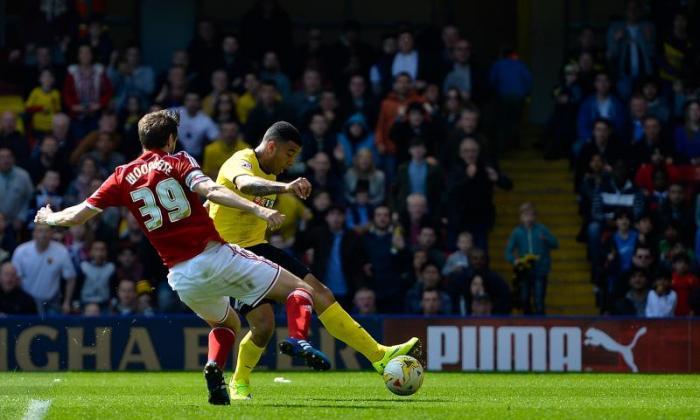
[443,231,473,276]
[345,180,373,233]
[25,69,61,133]
[671,253,699,316]
[645,269,677,317]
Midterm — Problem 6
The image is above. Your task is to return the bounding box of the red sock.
[208,327,236,368]
[286,288,313,339]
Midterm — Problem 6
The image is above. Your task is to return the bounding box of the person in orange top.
[374,72,423,180]
[670,253,700,316]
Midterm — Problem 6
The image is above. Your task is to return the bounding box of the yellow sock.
[318,302,387,363]
[232,331,265,385]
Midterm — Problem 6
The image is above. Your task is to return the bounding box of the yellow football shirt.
[209,148,277,247]
[202,137,250,179]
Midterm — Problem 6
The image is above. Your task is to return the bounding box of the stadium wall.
[1,316,698,373]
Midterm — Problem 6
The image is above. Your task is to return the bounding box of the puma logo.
[584,327,647,372]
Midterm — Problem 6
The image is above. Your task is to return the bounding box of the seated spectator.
[154,65,188,108]
[69,111,121,165]
[301,112,339,164]
[635,214,657,252]
[0,148,33,232]
[307,190,331,231]
[361,206,410,313]
[576,72,625,155]
[658,221,693,269]
[338,74,378,128]
[623,95,648,144]
[63,44,114,139]
[646,269,677,317]
[654,183,694,243]
[0,213,17,263]
[0,111,30,169]
[671,253,699,316]
[400,193,432,248]
[442,231,473,277]
[116,246,143,284]
[107,44,155,111]
[202,69,232,116]
[289,68,323,122]
[317,90,341,133]
[414,226,446,269]
[297,206,365,308]
[466,275,494,316]
[306,152,345,204]
[111,279,138,316]
[629,116,674,172]
[11,225,76,315]
[574,118,624,189]
[218,33,253,88]
[28,170,64,225]
[389,102,441,163]
[64,156,100,206]
[49,113,76,155]
[0,262,37,315]
[343,148,385,207]
[640,77,670,123]
[337,113,377,167]
[86,132,126,174]
[441,88,465,133]
[259,51,291,99]
[25,69,61,134]
[405,262,452,314]
[673,100,700,164]
[174,91,220,161]
[385,28,434,91]
[506,202,559,315]
[352,287,377,315]
[447,138,499,249]
[421,288,448,316]
[202,121,250,179]
[234,72,259,124]
[470,292,493,316]
[611,268,649,316]
[375,72,424,181]
[392,138,443,216]
[80,241,115,311]
[345,180,373,233]
[245,79,295,144]
[442,106,492,171]
[606,0,655,99]
[27,136,70,186]
[211,93,237,125]
[443,38,484,104]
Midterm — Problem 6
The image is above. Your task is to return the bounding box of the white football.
[383,355,424,396]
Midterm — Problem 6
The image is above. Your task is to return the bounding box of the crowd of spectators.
[0,1,536,317]
[545,0,700,316]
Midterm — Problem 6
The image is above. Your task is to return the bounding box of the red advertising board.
[384,318,700,373]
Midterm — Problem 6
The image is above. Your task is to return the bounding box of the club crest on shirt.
[241,161,252,170]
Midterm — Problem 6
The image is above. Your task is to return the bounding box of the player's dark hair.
[137,110,180,150]
[262,121,301,145]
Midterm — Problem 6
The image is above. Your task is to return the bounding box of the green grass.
[1,371,699,419]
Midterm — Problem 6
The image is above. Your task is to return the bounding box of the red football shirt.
[86,149,223,267]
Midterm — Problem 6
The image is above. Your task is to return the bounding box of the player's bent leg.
[230,303,275,400]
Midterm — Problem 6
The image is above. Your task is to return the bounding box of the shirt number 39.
[130,178,192,231]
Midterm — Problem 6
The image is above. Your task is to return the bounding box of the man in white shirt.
[0,148,33,231]
[11,224,76,315]
[174,92,220,162]
[391,30,420,82]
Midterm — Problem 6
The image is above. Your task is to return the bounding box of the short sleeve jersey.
[86,149,223,267]
[209,148,277,247]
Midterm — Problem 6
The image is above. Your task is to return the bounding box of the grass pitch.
[1,371,699,419]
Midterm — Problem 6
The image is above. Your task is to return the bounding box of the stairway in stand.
[487,147,598,315]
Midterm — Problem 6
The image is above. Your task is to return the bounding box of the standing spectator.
[606,0,656,99]
[599,210,639,309]
[174,91,220,161]
[25,69,62,134]
[645,269,677,317]
[576,72,626,154]
[447,138,499,249]
[202,121,250,179]
[0,111,30,168]
[0,148,33,232]
[505,202,559,314]
[352,287,377,315]
[108,44,155,111]
[11,225,76,315]
[201,69,231,116]
[301,112,338,164]
[611,268,649,316]
[338,74,378,127]
[488,47,533,151]
[245,80,295,144]
[306,152,345,203]
[217,33,253,87]
[235,72,260,124]
[343,149,385,207]
[673,100,700,164]
[374,73,423,181]
[298,206,366,308]
[361,206,410,313]
[80,241,115,311]
[392,138,443,216]
[389,102,441,163]
[388,29,433,90]
[543,63,583,159]
[443,231,473,277]
[658,12,694,85]
[443,38,484,103]
[337,113,377,167]
[0,262,37,315]
[671,253,699,316]
[259,51,292,99]
[288,68,323,122]
[369,33,398,96]
[22,45,65,96]
[63,45,113,139]
[187,19,220,84]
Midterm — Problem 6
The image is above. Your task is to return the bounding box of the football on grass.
[383,355,424,396]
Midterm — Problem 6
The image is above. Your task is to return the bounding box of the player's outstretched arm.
[194,178,285,230]
[34,203,101,227]
[236,175,311,200]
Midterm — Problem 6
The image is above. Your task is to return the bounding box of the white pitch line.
[22,399,52,420]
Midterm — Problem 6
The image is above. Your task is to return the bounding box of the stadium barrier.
[1,316,698,373]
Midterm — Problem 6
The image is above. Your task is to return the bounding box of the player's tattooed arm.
[236,175,312,199]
